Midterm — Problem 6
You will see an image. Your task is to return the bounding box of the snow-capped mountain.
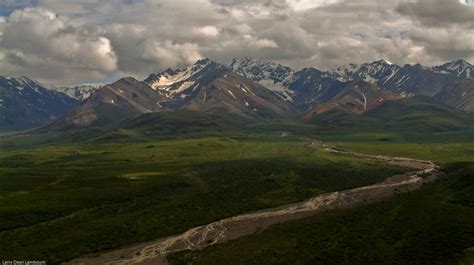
[223,58,474,112]
[431,60,472,79]
[331,59,473,92]
[0,76,79,129]
[53,84,102,101]
[328,60,474,111]
[331,59,400,83]
[144,58,291,119]
[224,58,346,112]
[144,58,226,99]
[225,58,295,101]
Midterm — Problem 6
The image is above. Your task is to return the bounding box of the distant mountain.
[287,68,345,112]
[53,84,102,101]
[331,60,446,95]
[330,59,474,111]
[45,77,167,129]
[431,60,472,79]
[303,81,399,119]
[332,59,402,84]
[226,58,474,112]
[145,59,292,120]
[225,58,347,112]
[0,76,78,129]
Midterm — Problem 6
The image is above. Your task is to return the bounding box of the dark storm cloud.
[0,0,472,85]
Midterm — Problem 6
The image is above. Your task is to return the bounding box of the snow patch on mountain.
[53,84,102,101]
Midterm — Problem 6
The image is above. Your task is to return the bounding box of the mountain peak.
[370,59,394,66]
[114,76,142,86]
[225,57,294,100]
[227,57,291,71]
[195,58,214,66]
[450,59,472,67]
[144,58,227,98]
[431,59,473,79]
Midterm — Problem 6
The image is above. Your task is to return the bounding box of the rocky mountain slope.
[226,58,295,101]
[303,81,399,119]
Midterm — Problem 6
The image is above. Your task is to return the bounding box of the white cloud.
[286,0,343,11]
[253,38,279,48]
[0,7,117,84]
[193,25,220,38]
[244,34,279,48]
[140,40,203,69]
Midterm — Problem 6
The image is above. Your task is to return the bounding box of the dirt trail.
[67,141,439,265]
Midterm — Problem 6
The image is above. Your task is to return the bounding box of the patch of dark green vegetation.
[0,137,409,263]
[169,162,474,265]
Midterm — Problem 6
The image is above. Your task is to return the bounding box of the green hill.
[309,97,474,132]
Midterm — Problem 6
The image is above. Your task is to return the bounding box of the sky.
[0,0,473,85]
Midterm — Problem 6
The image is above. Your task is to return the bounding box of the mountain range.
[1,58,473,131]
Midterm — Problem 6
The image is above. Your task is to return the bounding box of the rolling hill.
[303,81,399,119]
[43,77,167,130]
[308,96,474,132]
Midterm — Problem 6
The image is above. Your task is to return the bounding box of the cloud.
[397,0,474,28]
[253,38,279,48]
[0,7,118,84]
[243,34,279,48]
[0,0,472,84]
[139,40,203,69]
[286,0,344,11]
[193,25,221,38]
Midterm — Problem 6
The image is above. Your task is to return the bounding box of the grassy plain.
[1,109,472,263]
[0,135,410,263]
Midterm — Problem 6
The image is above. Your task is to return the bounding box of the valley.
[0,58,473,265]
[67,141,439,265]
[0,133,414,263]
[1,1,473,264]
[1,123,473,264]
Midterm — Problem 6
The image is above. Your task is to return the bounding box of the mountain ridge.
[2,58,473,130]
